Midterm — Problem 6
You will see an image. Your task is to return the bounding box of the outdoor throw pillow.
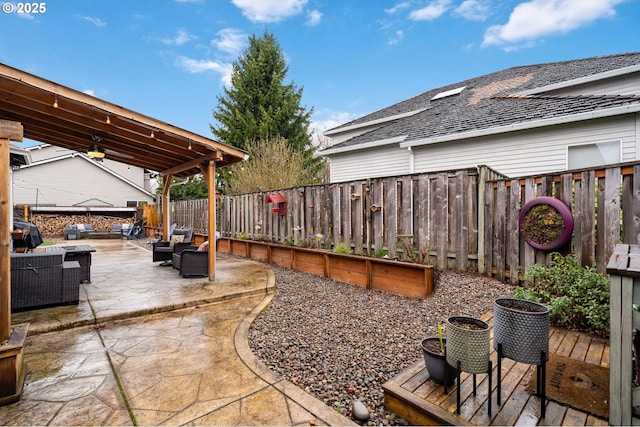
[169,234,185,248]
[197,241,209,251]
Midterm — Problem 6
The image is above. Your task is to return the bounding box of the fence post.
[477,166,488,274]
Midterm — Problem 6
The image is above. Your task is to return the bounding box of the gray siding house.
[13,144,154,208]
[321,52,640,182]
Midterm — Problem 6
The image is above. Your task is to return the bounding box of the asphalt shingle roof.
[326,52,640,150]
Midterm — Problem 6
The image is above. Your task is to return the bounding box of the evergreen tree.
[211,31,324,192]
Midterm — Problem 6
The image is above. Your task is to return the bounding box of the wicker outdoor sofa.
[10,252,81,312]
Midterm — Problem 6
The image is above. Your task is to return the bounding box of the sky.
[1,0,639,149]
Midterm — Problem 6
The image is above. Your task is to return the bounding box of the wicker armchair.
[171,234,220,277]
[172,248,208,277]
[152,228,193,263]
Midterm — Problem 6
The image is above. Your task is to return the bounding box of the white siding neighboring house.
[13,144,154,207]
[321,52,640,181]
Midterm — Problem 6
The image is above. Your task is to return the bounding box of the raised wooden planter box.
[218,238,434,298]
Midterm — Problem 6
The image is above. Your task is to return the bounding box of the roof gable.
[20,153,153,197]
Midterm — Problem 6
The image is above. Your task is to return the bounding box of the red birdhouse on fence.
[265,193,286,216]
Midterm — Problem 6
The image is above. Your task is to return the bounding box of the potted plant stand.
[445,316,492,416]
[493,298,550,418]
[421,337,457,387]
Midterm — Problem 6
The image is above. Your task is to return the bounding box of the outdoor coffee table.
[45,244,96,283]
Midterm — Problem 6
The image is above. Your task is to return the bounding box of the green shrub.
[518,252,609,336]
[332,242,353,255]
[374,248,388,258]
[236,232,250,240]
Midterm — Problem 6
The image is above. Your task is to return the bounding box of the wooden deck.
[383,312,610,426]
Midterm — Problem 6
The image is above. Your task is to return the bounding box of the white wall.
[329,145,411,182]
[411,115,638,177]
[13,156,153,207]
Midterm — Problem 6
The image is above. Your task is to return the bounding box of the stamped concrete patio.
[1,239,355,426]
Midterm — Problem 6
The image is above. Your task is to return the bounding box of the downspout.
[408,146,415,174]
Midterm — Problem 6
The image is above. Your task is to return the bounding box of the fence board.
[622,165,640,244]
[352,183,364,254]
[508,179,520,284]
[522,178,536,271]
[385,178,398,258]
[494,181,507,281]
[601,167,622,272]
[416,174,429,255]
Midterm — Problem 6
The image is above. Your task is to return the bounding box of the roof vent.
[431,86,465,101]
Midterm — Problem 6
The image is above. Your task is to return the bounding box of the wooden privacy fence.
[483,162,640,283]
[217,167,485,271]
[165,160,640,283]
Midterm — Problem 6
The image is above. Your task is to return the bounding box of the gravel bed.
[246,261,514,425]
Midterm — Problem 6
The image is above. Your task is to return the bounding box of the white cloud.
[83,89,96,96]
[385,2,412,14]
[162,29,196,46]
[212,28,247,55]
[177,56,233,86]
[79,16,107,27]
[306,10,322,26]
[454,0,490,21]
[409,0,452,21]
[387,30,405,46]
[482,0,626,48]
[231,0,307,23]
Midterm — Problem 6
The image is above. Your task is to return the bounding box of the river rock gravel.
[246,260,514,425]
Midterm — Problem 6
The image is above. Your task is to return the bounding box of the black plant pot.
[421,337,457,386]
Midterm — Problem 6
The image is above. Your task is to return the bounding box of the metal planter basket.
[445,316,490,374]
[493,298,550,365]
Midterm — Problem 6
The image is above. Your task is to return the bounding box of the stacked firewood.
[29,214,136,236]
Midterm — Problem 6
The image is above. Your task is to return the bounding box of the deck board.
[383,324,610,426]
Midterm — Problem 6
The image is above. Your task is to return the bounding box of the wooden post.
[0,120,23,343]
[206,160,216,281]
[200,155,220,282]
[161,174,172,241]
[606,244,640,426]
[0,120,29,406]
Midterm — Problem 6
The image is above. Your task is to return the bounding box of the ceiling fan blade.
[104,148,134,159]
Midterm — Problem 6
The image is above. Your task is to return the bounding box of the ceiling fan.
[86,135,134,161]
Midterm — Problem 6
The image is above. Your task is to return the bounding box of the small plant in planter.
[236,232,250,240]
[421,323,456,386]
[332,242,353,254]
[519,196,574,251]
[373,248,388,258]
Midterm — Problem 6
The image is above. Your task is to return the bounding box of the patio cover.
[0,62,247,176]
[0,63,246,343]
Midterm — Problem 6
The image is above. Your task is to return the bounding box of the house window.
[126,201,138,207]
[567,140,620,169]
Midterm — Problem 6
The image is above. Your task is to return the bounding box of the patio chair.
[172,247,208,277]
[171,233,220,277]
[152,228,193,264]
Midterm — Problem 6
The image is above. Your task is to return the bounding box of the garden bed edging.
[217,237,434,298]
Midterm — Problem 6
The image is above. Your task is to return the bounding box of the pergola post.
[161,174,173,241]
[0,120,29,406]
[206,160,216,281]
